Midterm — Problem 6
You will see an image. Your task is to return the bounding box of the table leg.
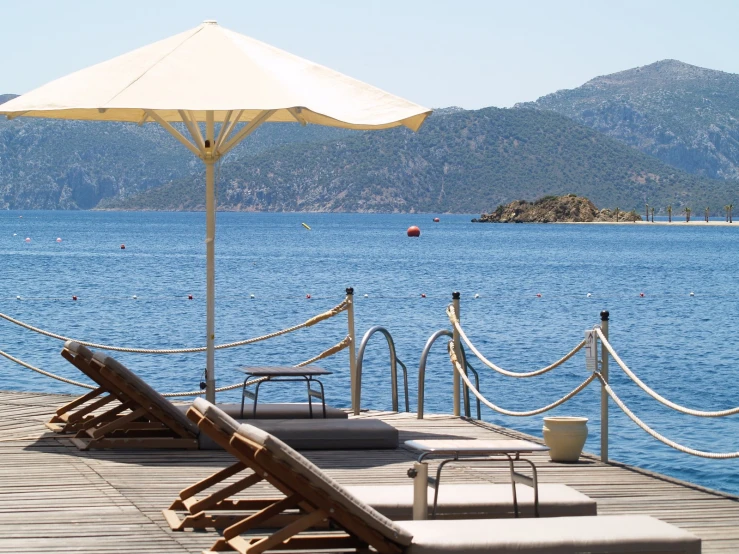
[252,380,263,419]
[305,377,314,418]
[314,379,327,418]
[411,462,428,520]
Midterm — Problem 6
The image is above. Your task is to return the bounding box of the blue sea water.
[1,211,739,495]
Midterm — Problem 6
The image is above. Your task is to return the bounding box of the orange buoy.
[24,237,31,242]
[433,218,440,223]
[56,237,62,243]
[640,292,645,297]
[306,294,311,299]
[72,295,77,301]
[120,244,126,249]
[420,293,426,298]
[407,226,421,237]
[536,293,542,298]
[188,294,193,300]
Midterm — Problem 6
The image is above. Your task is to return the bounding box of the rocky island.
[473,194,642,223]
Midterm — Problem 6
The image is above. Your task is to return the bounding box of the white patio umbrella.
[1,20,431,402]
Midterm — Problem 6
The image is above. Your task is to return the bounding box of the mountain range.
[2,59,738,213]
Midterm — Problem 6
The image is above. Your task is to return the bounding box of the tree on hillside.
[684,207,692,222]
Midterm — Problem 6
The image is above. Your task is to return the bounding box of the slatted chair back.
[188,399,411,554]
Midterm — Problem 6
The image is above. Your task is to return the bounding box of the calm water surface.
[1,211,738,494]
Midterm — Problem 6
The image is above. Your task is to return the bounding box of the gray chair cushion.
[92,352,198,436]
[247,418,398,450]
[64,341,95,362]
[399,515,700,554]
[177,402,348,420]
[196,401,413,547]
[344,483,596,519]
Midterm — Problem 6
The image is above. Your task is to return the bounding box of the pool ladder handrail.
[354,326,409,415]
[418,329,481,420]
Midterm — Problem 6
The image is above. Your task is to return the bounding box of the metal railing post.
[600,310,610,463]
[346,288,358,414]
[452,291,462,417]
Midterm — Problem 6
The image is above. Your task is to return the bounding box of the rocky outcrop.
[473,194,642,223]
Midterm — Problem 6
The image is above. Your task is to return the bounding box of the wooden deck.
[2,389,739,553]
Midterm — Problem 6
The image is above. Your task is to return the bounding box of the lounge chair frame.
[168,405,402,554]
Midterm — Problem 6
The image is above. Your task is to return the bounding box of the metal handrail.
[354,326,409,415]
[418,329,481,420]
[459,347,482,420]
[418,329,453,419]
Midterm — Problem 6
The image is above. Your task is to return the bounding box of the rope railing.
[447,342,596,417]
[0,337,352,398]
[0,298,349,354]
[595,373,739,459]
[595,328,739,418]
[447,304,585,378]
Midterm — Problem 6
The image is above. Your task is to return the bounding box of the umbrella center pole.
[204,111,217,404]
[205,154,217,403]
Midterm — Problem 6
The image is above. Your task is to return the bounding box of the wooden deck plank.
[0,390,738,553]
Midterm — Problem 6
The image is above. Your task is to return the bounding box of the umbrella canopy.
[1,20,431,404]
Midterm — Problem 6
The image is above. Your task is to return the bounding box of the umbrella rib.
[287,107,307,126]
[179,110,206,153]
[220,110,275,156]
[216,110,244,151]
[214,110,234,150]
[145,110,201,158]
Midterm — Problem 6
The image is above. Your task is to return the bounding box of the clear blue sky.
[1,0,737,109]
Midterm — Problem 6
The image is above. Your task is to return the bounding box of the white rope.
[0,349,95,389]
[447,342,595,416]
[0,299,349,354]
[1,336,349,397]
[596,328,739,417]
[446,305,585,378]
[596,373,739,459]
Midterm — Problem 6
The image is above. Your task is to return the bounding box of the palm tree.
[667,204,672,223]
[729,204,734,224]
[725,205,730,223]
[705,207,710,223]
[614,207,620,223]
[684,207,692,223]
[650,207,655,222]
[645,203,649,220]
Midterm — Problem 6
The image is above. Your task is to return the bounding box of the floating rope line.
[447,342,595,416]
[447,305,585,378]
[596,328,739,417]
[0,299,349,354]
[596,373,739,459]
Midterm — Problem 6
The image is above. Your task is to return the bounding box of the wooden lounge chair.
[49,341,394,451]
[165,402,594,530]
[165,399,701,554]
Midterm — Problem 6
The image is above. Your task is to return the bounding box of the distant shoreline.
[566,220,737,226]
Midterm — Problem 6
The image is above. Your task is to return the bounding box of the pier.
[2,389,739,553]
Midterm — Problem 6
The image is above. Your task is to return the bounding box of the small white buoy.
[16,296,21,300]
[132,295,137,300]
[56,237,62,243]
[364,294,369,298]
[24,237,31,242]
[689,291,695,296]
[12,233,16,236]
[474,293,480,299]
[586,293,592,298]
[250,294,255,299]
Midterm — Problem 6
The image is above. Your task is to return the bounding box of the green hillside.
[520,60,739,181]
[108,107,737,213]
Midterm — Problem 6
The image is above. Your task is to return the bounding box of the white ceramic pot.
[542,417,588,462]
